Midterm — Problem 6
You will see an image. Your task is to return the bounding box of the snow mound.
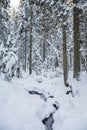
[0,80,45,130]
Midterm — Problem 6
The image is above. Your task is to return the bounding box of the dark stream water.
[27,89,59,130]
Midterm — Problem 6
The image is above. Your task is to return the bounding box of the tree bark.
[43,32,46,62]
[62,26,68,86]
[24,31,27,72]
[29,4,33,75]
[73,5,80,79]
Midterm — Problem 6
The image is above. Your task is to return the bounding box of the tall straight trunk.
[43,32,46,62]
[55,44,59,68]
[73,5,80,79]
[24,31,27,72]
[43,5,46,62]
[29,4,33,75]
[62,26,68,86]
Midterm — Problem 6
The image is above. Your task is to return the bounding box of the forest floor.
[0,71,87,130]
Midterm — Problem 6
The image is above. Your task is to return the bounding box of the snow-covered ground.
[0,71,87,130]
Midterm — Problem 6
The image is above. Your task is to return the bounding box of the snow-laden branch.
[33,45,43,61]
[34,31,60,57]
[73,2,87,10]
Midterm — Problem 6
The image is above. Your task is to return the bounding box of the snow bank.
[0,80,45,130]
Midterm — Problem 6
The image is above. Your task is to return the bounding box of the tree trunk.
[29,4,33,75]
[23,29,27,72]
[42,5,46,63]
[43,32,46,62]
[62,26,68,86]
[73,5,80,79]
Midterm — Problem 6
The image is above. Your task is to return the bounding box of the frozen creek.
[28,89,59,130]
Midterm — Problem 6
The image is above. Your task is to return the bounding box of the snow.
[2,51,18,75]
[0,71,87,130]
[60,117,87,130]
[0,80,45,130]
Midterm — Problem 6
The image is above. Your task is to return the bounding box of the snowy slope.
[0,80,45,130]
[0,72,87,130]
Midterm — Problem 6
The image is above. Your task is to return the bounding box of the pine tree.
[0,0,9,76]
[0,1,18,81]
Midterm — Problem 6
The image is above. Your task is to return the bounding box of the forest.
[0,0,87,130]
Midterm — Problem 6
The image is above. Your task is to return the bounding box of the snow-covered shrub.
[49,68,63,79]
[2,51,18,81]
[35,76,45,83]
[0,35,18,81]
